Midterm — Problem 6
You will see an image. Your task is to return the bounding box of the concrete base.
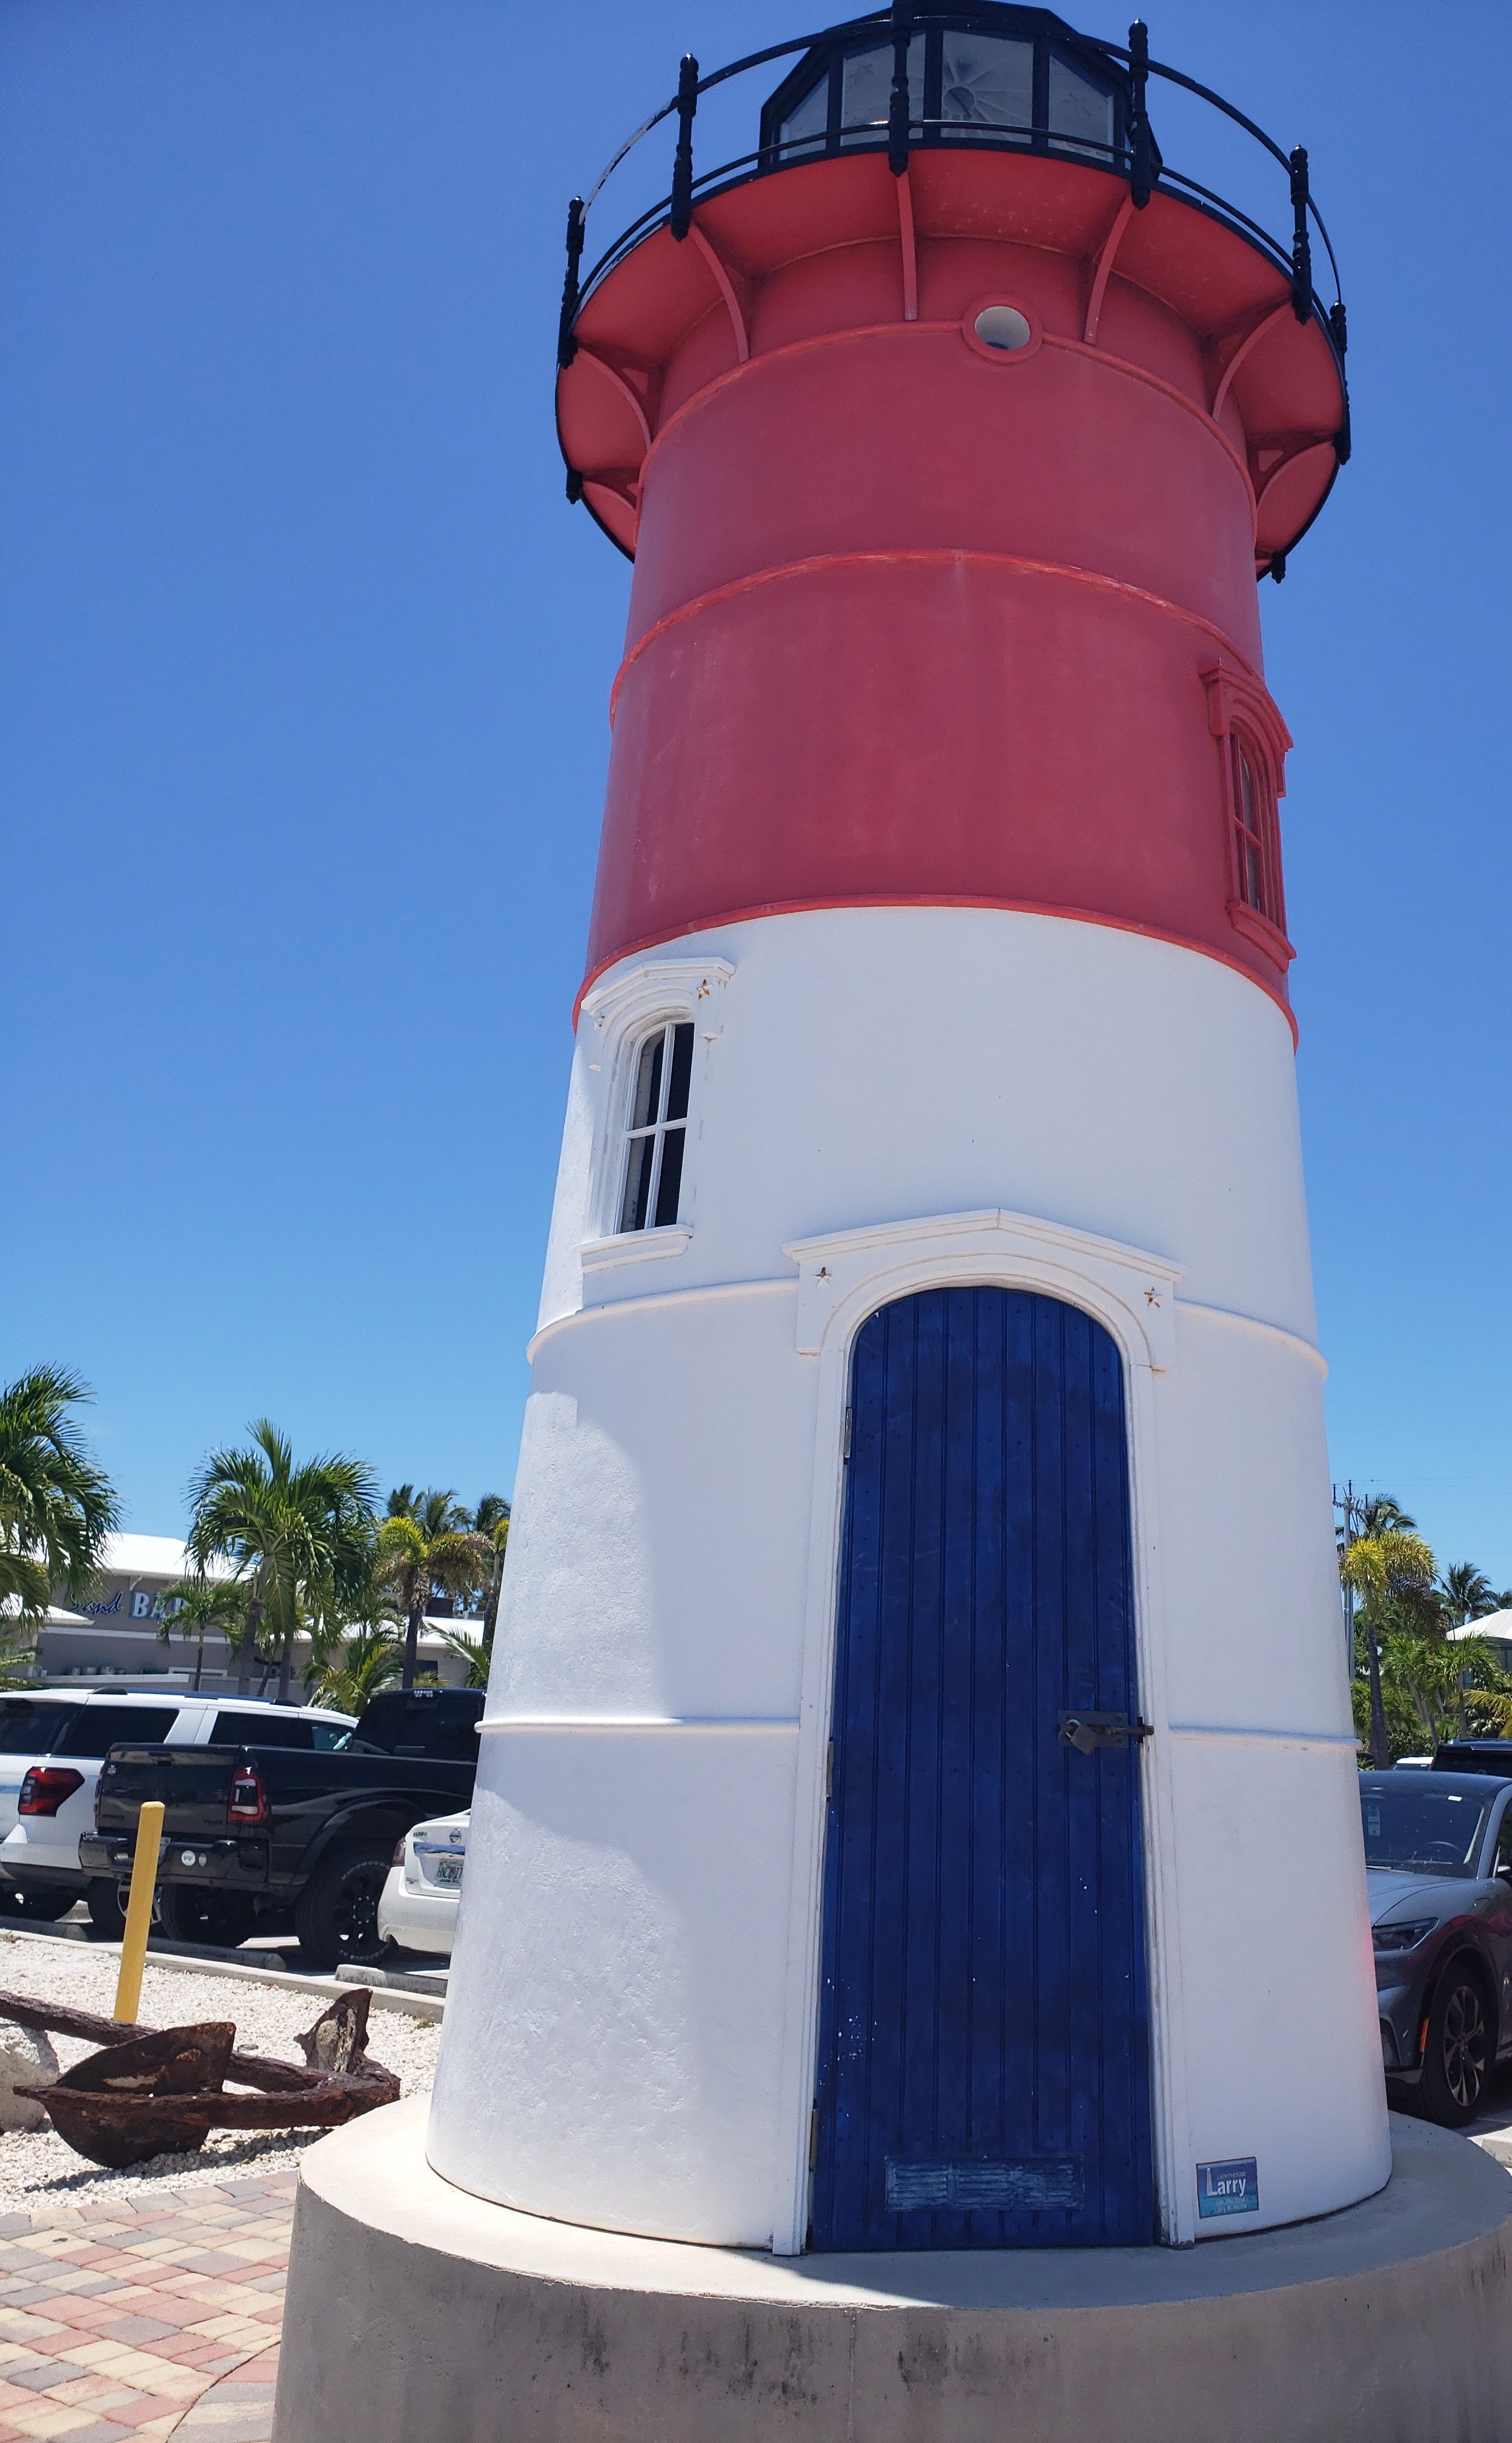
[273,2099,1512,2443]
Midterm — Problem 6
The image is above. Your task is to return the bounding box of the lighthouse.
[428,2,1385,2255]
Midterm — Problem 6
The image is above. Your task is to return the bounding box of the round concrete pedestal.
[272,2100,1512,2443]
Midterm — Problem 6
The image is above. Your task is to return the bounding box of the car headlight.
[1372,1918,1438,1955]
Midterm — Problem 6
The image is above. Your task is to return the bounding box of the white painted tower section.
[428,905,1388,2252]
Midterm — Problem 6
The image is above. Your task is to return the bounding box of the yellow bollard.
[113,1799,164,2024]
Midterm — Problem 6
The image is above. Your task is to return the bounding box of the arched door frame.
[771,1206,1196,2254]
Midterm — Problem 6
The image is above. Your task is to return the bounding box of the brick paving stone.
[170,2341,280,2443]
[0,2174,294,2443]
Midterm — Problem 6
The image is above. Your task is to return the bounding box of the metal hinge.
[842,1406,852,1460]
[809,2107,820,2171]
[825,1740,834,1801]
[1058,1712,1155,1756]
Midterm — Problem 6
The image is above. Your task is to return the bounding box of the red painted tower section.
[560,146,1344,1031]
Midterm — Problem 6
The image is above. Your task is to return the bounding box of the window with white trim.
[619,1021,694,1232]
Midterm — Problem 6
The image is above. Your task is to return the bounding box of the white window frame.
[617,1018,698,1237]
[577,958,734,1267]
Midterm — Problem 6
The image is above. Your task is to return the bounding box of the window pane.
[654,1127,686,1228]
[1238,750,1258,834]
[778,70,831,155]
[59,1706,181,1755]
[840,36,924,147]
[666,1023,694,1123]
[622,1134,656,1232]
[1244,837,1261,908]
[940,35,1033,138]
[1047,53,1115,157]
[0,1702,75,1755]
[211,1710,314,1749]
[630,1031,665,1132]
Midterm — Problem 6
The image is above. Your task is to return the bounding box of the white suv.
[0,1688,356,1942]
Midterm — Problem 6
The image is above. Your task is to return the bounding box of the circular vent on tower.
[963,298,1042,364]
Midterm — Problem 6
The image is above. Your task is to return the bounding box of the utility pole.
[1336,1480,1388,1768]
[1334,1478,1356,1682]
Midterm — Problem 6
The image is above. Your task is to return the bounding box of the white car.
[378,1809,467,1958]
[0,1687,356,1940]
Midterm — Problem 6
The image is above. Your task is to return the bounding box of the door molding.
[770,1206,1196,2254]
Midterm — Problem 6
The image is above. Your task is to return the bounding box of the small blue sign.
[1197,2157,1258,2218]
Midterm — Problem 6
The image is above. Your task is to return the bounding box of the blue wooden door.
[810,1286,1153,2250]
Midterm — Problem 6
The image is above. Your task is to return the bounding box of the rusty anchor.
[0,1986,400,2169]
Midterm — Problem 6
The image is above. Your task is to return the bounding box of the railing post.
[1127,21,1153,208]
[1289,145,1312,323]
[888,0,913,177]
[557,196,585,370]
[1328,298,1351,463]
[671,55,699,241]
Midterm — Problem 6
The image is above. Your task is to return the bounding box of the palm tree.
[186,1423,377,1703]
[1382,1628,1512,1748]
[1340,1515,1438,1769]
[1439,1563,1500,1629]
[305,1624,403,1717]
[0,1366,119,1624]
[158,1575,250,1693]
[472,1494,510,1649]
[374,1489,492,1692]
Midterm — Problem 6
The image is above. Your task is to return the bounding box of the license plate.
[434,1856,463,1887]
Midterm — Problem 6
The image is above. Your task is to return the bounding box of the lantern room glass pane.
[777,72,831,157]
[1047,53,1116,158]
[839,36,924,148]
[939,34,1033,140]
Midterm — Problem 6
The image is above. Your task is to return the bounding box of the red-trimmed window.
[1202,664,1295,968]
[1230,734,1282,929]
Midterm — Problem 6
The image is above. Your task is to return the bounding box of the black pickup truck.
[81,1687,482,1969]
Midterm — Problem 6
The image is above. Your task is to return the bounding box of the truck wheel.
[294,1844,392,1972]
[158,1886,257,1949]
[85,1878,126,1939]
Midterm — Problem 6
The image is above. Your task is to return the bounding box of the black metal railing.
[557,5,1348,464]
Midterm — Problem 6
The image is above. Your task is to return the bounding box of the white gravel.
[0,1932,440,2210]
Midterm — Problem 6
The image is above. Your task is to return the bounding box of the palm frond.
[303,1625,403,1716]
[0,1366,120,1600]
[434,1623,492,1691]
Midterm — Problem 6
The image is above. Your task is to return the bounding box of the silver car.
[1362,1770,1512,2125]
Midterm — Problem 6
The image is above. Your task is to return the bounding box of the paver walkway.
[0,2170,290,2442]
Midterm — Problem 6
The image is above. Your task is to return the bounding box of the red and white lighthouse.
[431,4,1385,2255]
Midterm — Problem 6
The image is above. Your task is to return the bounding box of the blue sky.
[3,2,1508,1581]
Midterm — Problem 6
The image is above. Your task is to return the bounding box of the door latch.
[1058,1712,1154,1756]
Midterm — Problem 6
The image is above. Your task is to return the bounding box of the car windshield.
[1361,1782,1493,1876]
